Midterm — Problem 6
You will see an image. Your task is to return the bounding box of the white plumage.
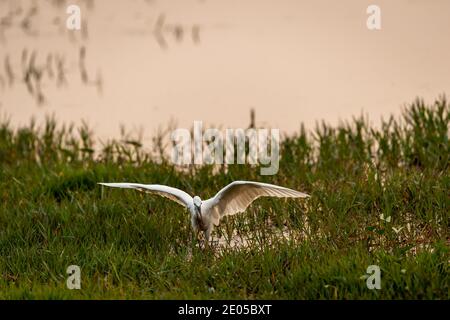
[98,181,309,241]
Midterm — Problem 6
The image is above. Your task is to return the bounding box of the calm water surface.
[1,0,449,144]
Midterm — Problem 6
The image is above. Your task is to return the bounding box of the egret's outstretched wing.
[98,183,192,208]
[203,181,309,225]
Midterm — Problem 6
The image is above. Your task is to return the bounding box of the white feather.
[98,183,193,208]
[98,180,309,241]
[202,181,309,225]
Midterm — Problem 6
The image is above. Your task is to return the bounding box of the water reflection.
[0,0,449,143]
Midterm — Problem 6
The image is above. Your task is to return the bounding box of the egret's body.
[98,181,309,241]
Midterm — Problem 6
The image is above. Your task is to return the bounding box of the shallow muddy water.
[1,0,449,145]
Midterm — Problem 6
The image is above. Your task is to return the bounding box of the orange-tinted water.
[1,0,449,144]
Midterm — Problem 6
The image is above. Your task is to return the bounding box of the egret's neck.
[195,205,202,217]
[193,206,206,231]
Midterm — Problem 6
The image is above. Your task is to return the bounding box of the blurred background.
[0,0,449,144]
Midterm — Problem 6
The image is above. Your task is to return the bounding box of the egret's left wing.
[202,180,309,225]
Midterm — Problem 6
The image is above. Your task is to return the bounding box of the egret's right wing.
[98,183,193,208]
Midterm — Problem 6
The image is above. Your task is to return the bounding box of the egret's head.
[193,196,202,208]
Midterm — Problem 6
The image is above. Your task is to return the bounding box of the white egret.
[98,181,309,241]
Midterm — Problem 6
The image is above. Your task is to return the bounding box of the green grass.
[0,97,448,299]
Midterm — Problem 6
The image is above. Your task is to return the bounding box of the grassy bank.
[0,97,448,299]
